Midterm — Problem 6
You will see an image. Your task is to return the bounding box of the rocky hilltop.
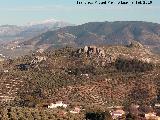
[74,42,159,65]
[0,44,159,107]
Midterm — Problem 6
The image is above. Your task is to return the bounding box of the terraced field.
[0,77,24,103]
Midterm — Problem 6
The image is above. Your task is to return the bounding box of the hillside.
[0,43,160,108]
[22,21,160,54]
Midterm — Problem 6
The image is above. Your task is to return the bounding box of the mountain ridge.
[22,21,160,54]
[0,21,160,58]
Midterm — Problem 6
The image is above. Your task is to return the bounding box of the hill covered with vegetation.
[0,42,159,108]
[0,42,160,119]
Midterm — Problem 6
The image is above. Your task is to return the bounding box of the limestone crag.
[76,46,112,66]
[31,56,46,64]
[77,46,106,58]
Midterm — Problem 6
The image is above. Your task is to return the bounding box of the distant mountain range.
[22,21,160,54]
[19,19,73,39]
[0,25,23,37]
[0,19,72,42]
[0,21,160,58]
[0,19,72,58]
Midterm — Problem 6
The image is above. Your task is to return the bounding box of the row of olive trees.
[115,58,154,72]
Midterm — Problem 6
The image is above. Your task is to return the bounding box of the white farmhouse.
[4,70,9,73]
[48,101,67,108]
[111,109,125,119]
[145,112,157,120]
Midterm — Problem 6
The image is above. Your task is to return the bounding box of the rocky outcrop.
[77,46,106,58]
[76,46,112,66]
[31,56,46,64]
[126,41,144,49]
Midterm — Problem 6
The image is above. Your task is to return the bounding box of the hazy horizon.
[1,19,160,27]
[0,0,160,25]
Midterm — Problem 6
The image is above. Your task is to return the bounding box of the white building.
[155,104,160,107]
[4,70,9,73]
[145,112,157,120]
[111,109,125,119]
[48,101,67,109]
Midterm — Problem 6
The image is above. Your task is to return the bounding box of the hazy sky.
[0,0,159,25]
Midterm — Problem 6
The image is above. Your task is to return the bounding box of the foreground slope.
[0,43,160,108]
